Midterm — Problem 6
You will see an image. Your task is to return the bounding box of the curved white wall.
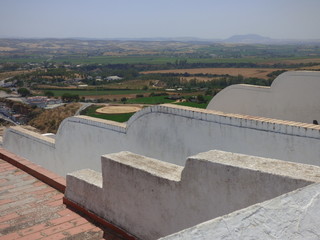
[4,104,320,176]
[207,71,320,124]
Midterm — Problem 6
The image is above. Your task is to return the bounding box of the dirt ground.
[0,47,17,51]
[0,70,35,81]
[298,65,320,70]
[267,58,320,64]
[96,104,143,114]
[141,68,283,79]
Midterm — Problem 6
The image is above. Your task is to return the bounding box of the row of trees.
[139,73,275,91]
[61,93,80,102]
[17,88,81,103]
[77,64,139,80]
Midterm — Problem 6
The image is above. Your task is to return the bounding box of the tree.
[61,93,80,102]
[17,88,31,97]
[44,91,54,98]
[120,97,127,103]
[197,94,205,103]
[205,89,213,96]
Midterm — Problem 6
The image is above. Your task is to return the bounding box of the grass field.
[80,105,135,122]
[173,101,209,109]
[127,96,175,104]
[173,96,213,109]
[0,56,48,63]
[127,95,213,106]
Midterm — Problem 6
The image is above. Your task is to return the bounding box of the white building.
[106,76,123,81]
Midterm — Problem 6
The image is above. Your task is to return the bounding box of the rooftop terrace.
[0,148,133,240]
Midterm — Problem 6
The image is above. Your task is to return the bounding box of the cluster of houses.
[87,75,123,82]
[25,96,62,108]
[0,102,26,124]
[64,75,123,86]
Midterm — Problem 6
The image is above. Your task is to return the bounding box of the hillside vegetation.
[28,103,80,133]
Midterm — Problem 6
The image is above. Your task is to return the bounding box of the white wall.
[4,104,320,177]
[3,127,57,170]
[65,150,320,240]
[207,71,320,124]
[161,182,320,240]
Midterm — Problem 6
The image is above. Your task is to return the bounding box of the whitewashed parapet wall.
[4,103,320,176]
[3,126,56,170]
[161,182,320,240]
[207,71,320,124]
[65,150,320,240]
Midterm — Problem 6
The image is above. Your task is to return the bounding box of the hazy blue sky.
[1,0,320,39]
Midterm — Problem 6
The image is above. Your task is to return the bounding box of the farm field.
[296,65,320,70]
[2,54,320,65]
[265,58,320,64]
[141,68,284,79]
[0,56,263,65]
[50,56,289,65]
[41,89,150,97]
[0,56,48,63]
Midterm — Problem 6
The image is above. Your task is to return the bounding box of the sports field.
[96,105,143,114]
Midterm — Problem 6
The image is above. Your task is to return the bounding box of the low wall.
[65,150,320,239]
[3,127,56,170]
[207,71,320,123]
[4,104,320,176]
[161,182,320,240]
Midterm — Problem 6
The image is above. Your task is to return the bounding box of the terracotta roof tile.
[0,158,129,240]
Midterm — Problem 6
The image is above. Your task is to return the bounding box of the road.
[0,113,18,125]
[74,102,92,116]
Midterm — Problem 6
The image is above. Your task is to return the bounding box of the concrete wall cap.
[5,126,55,146]
[102,151,183,182]
[191,150,320,183]
[68,169,102,188]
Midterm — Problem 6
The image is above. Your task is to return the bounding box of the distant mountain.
[223,34,274,44]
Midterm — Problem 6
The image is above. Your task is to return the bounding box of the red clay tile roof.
[0,158,128,240]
